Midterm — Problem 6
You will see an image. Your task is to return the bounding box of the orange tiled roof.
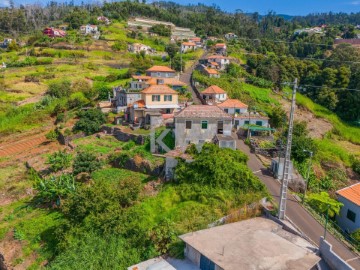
[141,84,177,94]
[182,42,196,46]
[190,37,201,42]
[207,55,228,60]
[336,183,360,206]
[202,85,226,94]
[148,78,186,86]
[218,99,248,108]
[128,100,145,108]
[204,68,219,75]
[215,43,226,47]
[175,105,232,119]
[210,61,219,66]
[132,75,152,80]
[146,65,176,73]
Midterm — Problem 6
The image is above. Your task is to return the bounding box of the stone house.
[174,105,232,148]
[201,85,227,105]
[336,183,360,233]
[146,65,176,78]
[181,41,196,53]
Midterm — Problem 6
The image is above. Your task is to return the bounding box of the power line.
[234,36,334,48]
[236,51,360,65]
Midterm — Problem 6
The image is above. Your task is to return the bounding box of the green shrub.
[47,150,72,172]
[73,109,106,135]
[73,151,102,175]
[47,80,72,98]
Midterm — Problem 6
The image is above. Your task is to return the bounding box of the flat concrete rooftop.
[180,217,320,270]
[128,257,200,270]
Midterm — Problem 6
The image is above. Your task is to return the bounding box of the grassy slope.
[296,93,360,145]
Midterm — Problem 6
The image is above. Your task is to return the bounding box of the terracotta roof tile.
[132,75,152,80]
[218,99,248,108]
[202,85,226,94]
[189,37,201,42]
[146,65,176,72]
[141,84,178,94]
[336,183,360,206]
[215,43,226,47]
[182,42,196,46]
[175,105,231,119]
[128,100,145,108]
[204,68,219,75]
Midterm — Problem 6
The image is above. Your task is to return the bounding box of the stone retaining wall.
[101,126,147,145]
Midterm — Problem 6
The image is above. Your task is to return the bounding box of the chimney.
[157,79,164,85]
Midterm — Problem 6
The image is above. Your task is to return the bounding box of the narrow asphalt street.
[179,50,208,104]
[233,134,360,269]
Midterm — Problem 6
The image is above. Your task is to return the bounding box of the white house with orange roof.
[189,37,202,48]
[206,55,230,70]
[146,66,177,78]
[80,24,98,35]
[214,43,227,54]
[336,183,360,233]
[127,82,179,127]
[202,67,219,78]
[201,85,227,104]
[217,99,270,129]
[181,41,196,53]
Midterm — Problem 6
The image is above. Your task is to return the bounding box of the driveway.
[232,134,360,269]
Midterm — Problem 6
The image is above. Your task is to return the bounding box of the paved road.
[233,134,360,269]
[179,51,208,105]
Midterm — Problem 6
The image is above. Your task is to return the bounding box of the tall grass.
[296,93,360,145]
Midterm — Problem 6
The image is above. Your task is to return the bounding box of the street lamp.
[302,149,313,204]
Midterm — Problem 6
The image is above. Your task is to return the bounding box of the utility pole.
[278,78,297,220]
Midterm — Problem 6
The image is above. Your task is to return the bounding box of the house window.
[217,121,223,134]
[201,120,208,129]
[186,120,192,129]
[245,120,250,125]
[152,95,160,102]
[235,109,240,114]
[347,209,356,222]
[164,95,172,101]
[235,120,240,127]
[186,140,191,145]
[165,109,171,114]
[256,121,263,126]
[224,109,229,113]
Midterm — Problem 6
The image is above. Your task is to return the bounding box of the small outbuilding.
[180,217,320,270]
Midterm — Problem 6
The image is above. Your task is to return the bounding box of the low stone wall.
[101,126,147,145]
[58,131,86,145]
[112,155,164,176]
[319,237,354,270]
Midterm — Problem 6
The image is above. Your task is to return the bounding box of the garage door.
[200,254,215,270]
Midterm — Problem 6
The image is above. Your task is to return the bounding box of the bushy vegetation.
[73,109,106,135]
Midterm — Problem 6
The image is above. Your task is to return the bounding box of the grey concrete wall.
[336,197,360,233]
[175,118,232,148]
[185,244,201,266]
[319,237,354,270]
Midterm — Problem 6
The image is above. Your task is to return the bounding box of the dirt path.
[279,97,333,138]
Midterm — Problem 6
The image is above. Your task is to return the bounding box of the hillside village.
[0,2,360,270]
